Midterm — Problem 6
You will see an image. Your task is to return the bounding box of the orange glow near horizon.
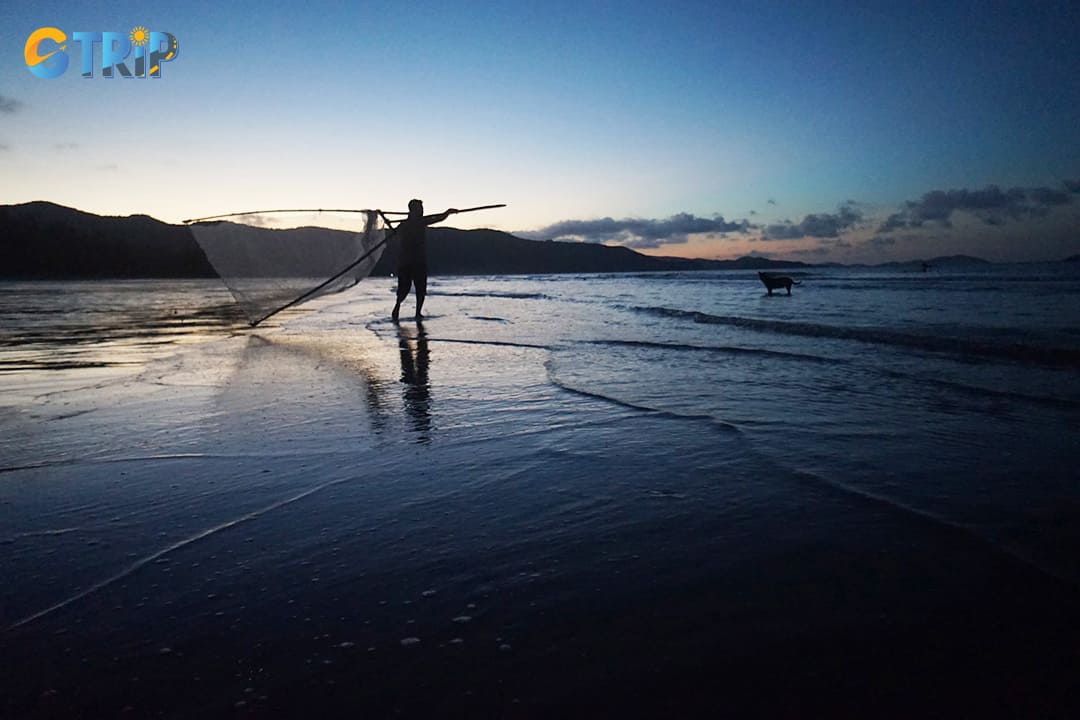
[635,235,814,262]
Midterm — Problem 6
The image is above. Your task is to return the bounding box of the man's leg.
[393,269,412,321]
[414,268,428,319]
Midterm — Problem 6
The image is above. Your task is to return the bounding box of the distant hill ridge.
[0,202,809,279]
[13,202,1060,278]
[1,202,211,279]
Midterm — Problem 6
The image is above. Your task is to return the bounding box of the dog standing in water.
[758,272,802,295]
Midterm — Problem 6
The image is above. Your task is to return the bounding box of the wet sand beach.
[3,275,1080,717]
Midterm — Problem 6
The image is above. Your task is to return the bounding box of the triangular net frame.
[186,209,393,326]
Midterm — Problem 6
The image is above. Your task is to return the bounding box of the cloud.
[865,235,896,248]
[522,212,753,249]
[766,198,776,205]
[762,202,862,240]
[878,213,908,233]
[0,143,9,151]
[877,183,1078,232]
[54,142,79,150]
[0,94,22,114]
[1029,186,1072,205]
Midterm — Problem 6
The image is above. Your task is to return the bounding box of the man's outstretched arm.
[423,208,458,225]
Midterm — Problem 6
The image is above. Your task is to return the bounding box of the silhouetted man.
[392,199,458,321]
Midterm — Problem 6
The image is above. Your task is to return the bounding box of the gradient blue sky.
[2,0,1079,262]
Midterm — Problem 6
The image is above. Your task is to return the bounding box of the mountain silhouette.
[1,202,811,279]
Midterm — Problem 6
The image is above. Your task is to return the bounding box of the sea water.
[2,266,1079,715]
[418,265,1080,582]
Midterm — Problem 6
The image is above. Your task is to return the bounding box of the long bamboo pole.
[245,204,505,326]
[184,204,505,225]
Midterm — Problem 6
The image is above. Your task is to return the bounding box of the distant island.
[0,202,810,279]
[872,254,991,270]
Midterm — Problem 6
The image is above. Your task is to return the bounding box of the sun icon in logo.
[129,26,149,46]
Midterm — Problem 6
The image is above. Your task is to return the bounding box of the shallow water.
[2,267,1079,717]
[413,266,1080,582]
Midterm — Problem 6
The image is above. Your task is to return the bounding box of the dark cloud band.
[877,182,1079,232]
[521,213,753,249]
[0,94,22,114]
[761,202,862,240]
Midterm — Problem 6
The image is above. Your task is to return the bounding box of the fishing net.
[187,210,390,326]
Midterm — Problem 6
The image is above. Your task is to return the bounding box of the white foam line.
[544,358,1079,592]
[0,453,213,474]
[434,337,551,350]
[5,475,350,632]
[787,466,1080,592]
[7,527,81,540]
[544,360,742,435]
[0,450,356,474]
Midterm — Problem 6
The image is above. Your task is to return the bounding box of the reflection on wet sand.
[238,322,434,443]
[397,321,431,443]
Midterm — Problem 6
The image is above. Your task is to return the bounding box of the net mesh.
[187,210,388,325]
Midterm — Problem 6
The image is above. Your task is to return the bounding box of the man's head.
[408,199,423,217]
